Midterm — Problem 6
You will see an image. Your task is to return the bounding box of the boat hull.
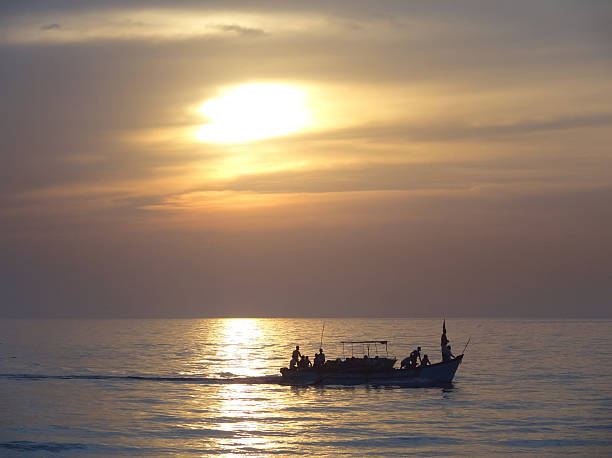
[280,354,463,386]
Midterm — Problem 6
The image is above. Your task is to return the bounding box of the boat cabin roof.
[340,340,388,344]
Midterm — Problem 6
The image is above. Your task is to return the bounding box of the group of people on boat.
[288,321,457,372]
[289,345,326,370]
[399,320,455,369]
[400,347,431,369]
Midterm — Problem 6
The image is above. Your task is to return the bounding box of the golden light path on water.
[184,319,284,453]
[215,319,265,377]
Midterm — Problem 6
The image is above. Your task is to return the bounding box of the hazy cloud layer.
[1,1,611,317]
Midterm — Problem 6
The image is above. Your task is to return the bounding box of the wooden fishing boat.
[280,354,462,386]
[280,335,465,386]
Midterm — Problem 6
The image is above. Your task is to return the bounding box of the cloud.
[40,23,61,30]
[296,113,612,144]
[173,162,529,195]
[215,24,265,37]
[0,8,313,44]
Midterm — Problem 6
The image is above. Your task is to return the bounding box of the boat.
[280,354,463,386]
[279,332,465,386]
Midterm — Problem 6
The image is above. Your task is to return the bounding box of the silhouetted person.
[400,356,411,369]
[409,347,422,368]
[314,348,325,368]
[289,357,298,370]
[441,320,449,347]
[292,345,301,361]
[298,355,312,368]
[442,345,454,362]
[441,320,450,361]
[421,354,431,366]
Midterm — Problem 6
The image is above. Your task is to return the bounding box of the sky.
[1,0,611,318]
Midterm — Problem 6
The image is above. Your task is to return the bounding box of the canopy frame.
[341,341,389,358]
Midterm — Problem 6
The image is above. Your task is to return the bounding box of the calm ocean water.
[1,318,611,456]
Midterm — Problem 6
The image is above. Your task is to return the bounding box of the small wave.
[217,371,237,378]
[0,441,86,453]
[0,372,282,385]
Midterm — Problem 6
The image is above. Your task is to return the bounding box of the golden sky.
[1,1,611,317]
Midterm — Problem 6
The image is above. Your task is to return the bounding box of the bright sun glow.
[196,84,309,143]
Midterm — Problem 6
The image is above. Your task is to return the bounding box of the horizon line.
[2,315,611,320]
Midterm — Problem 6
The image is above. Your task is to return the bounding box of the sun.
[196,84,309,143]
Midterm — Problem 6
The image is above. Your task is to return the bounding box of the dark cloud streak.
[215,24,265,37]
[40,23,61,30]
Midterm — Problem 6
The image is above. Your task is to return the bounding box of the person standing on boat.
[289,345,301,370]
[441,320,449,347]
[441,320,450,361]
[314,348,325,368]
[409,347,422,368]
[442,344,454,362]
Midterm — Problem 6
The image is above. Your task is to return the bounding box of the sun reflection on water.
[208,383,285,455]
[176,318,287,456]
[212,318,266,377]
[190,319,290,454]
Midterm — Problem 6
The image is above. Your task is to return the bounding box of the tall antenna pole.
[320,322,325,349]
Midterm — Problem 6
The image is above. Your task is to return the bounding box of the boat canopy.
[341,340,389,358]
[340,340,388,344]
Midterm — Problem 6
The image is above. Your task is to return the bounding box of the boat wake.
[0,372,456,388]
[0,373,282,385]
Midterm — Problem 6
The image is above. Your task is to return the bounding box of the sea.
[1,318,611,456]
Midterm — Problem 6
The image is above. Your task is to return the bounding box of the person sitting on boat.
[400,356,411,369]
[289,357,298,370]
[292,345,301,361]
[313,348,325,368]
[442,344,454,362]
[409,347,422,368]
[420,354,431,366]
[304,355,312,368]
